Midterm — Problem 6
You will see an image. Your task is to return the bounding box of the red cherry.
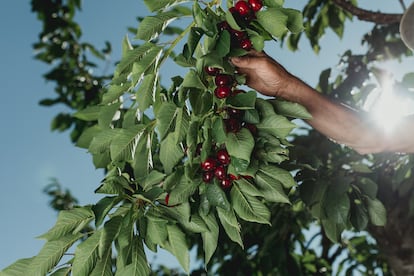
[229,174,240,180]
[242,175,254,180]
[165,193,170,205]
[225,118,241,132]
[215,74,234,87]
[220,178,233,189]
[216,149,231,165]
[214,166,227,180]
[235,1,251,16]
[248,0,263,12]
[217,21,231,32]
[214,86,232,99]
[231,29,247,40]
[201,157,217,171]
[227,107,244,119]
[240,38,252,50]
[203,171,214,183]
[244,123,257,136]
[205,66,221,76]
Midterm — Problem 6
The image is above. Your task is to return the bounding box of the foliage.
[3,0,414,275]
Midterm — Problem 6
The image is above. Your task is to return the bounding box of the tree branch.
[332,0,402,24]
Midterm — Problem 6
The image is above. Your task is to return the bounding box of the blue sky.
[0,0,409,272]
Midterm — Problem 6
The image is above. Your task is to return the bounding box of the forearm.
[284,77,389,154]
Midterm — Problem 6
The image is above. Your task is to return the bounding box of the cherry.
[240,38,253,50]
[231,29,247,40]
[216,149,231,165]
[244,123,258,136]
[227,107,244,119]
[229,174,241,180]
[248,0,263,12]
[203,171,214,183]
[235,1,251,16]
[225,118,241,132]
[205,66,221,76]
[214,86,232,99]
[215,74,234,87]
[201,157,217,171]
[214,166,227,180]
[220,178,233,189]
[217,21,231,32]
[165,193,170,205]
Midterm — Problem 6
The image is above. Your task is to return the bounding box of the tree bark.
[369,172,414,276]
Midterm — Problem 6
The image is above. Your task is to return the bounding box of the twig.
[332,0,402,24]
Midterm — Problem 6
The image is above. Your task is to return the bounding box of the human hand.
[230,51,298,100]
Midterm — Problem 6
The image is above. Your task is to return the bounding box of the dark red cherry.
[248,0,263,12]
[240,38,252,50]
[220,178,233,189]
[227,107,244,119]
[232,89,246,96]
[244,123,258,136]
[215,74,234,87]
[235,1,251,16]
[214,86,232,99]
[201,157,217,171]
[203,171,215,183]
[214,166,227,180]
[217,21,231,32]
[216,149,231,165]
[229,174,240,180]
[225,118,241,133]
[205,66,221,76]
[231,29,247,40]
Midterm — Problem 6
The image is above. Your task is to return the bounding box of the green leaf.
[182,69,207,90]
[136,12,178,41]
[0,258,34,276]
[255,171,290,204]
[366,197,387,226]
[324,193,350,225]
[227,91,257,108]
[259,164,296,188]
[156,102,178,139]
[166,224,190,273]
[230,184,271,224]
[76,125,102,149]
[206,182,231,211]
[116,236,150,276]
[257,113,296,139]
[110,125,146,162]
[98,102,122,128]
[283,8,304,34]
[136,73,157,111]
[73,106,101,121]
[38,206,95,241]
[90,247,113,276]
[102,84,127,105]
[99,216,123,259]
[174,107,190,143]
[141,170,166,191]
[89,129,116,156]
[350,202,369,231]
[72,231,101,276]
[28,233,83,276]
[216,208,243,248]
[168,177,199,205]
[200,212,219,265]
[321,219,344,243]
[270,99,312,119]
[225,128,255,164]
[215,31,231,57]
[146,216,169,246]
[235,178,263,197]
[93,196,122,227]
[159,133,184,174]
[256,8,289,38]
[143,0,188,12]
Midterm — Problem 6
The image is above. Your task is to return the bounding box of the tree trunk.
[369,175,414,276]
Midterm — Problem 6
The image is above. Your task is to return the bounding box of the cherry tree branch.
[332,0,402,24]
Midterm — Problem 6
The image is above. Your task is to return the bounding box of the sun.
[363,77,414,133]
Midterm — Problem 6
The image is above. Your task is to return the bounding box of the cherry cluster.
[218,0,264,51]
[200,147,236,189]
